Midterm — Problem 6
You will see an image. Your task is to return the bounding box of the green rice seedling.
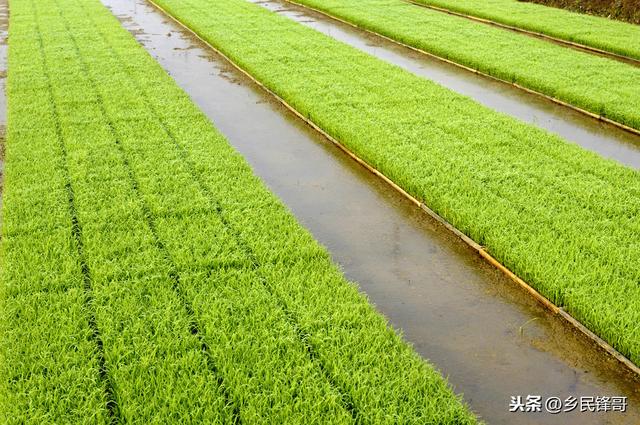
[0,290,110,424]
[413,0,640,61]
[14,2,233,422]
[285,0,640,131]
[2,0,478,422]
[154,0,640,368]
[0,10,109,424]
[93,6,475,418]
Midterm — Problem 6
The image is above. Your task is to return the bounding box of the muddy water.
[101,0,640,424]
[252,0,640,170]
[0,0,8,214]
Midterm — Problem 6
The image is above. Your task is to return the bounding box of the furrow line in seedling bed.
[404,0,640,67]
[53,3,243,422]
[281,0,640,137]
[31,1,119,420]
[101,134,242,423]
[204,193,360,421]
[148,0,640,377]
[2,0,111,420]
[81,6,359,417]
[209,200,360,420]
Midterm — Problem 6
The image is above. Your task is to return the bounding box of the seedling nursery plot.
[412,0,640,61]
[1,0,477,423]
[153,0,640,369]
[2,0,639,423]
[283,0,640,133]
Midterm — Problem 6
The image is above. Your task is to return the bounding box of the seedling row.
[154,0,640,368]
[0,0,476,423]
[285,0,640,131]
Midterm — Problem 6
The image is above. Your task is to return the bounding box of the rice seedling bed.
[153,0,640,369]
[0,0,476,422]
[281,0,640,133]
[412,0,640,61]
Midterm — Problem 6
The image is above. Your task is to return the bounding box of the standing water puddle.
[252,0,640,170]
[101,0,640,424]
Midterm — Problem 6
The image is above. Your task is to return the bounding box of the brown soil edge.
[146,0,640,379]
[406,0,640,67]
[525,0,640,25]
[284,0,640,138]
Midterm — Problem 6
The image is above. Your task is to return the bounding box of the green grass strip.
[413,0,640,61]
[153,0,640,367]
[2,0,477,422]
[285,0,640,132]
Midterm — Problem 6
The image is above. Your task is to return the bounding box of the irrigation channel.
[253,0,640,170]
[100,1,640,423]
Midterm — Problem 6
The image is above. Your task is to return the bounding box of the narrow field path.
[254,0,640,169]
[104,0,640,423]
